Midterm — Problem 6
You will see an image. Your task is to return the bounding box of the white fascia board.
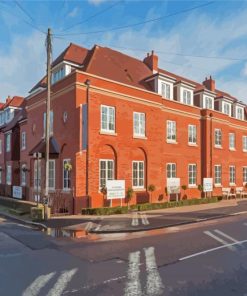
[157,73,176,83]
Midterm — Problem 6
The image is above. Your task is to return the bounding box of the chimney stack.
[143,50,158,73]
[203,75,215,92]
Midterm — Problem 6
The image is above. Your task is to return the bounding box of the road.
[0,213,247,295]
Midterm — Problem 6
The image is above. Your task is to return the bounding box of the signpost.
[203,178,213,198]
[167,178,180,202]
[12,186,22,199]
[106,180,125,207]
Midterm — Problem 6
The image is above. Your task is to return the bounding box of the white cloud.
[88,0,108,6]
[68,7,79,18]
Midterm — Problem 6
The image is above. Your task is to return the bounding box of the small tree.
[181,185,187,200]
[148,184,156,203]
[100,186,107,199]
[126,187,134,209]
[198,184,204,198]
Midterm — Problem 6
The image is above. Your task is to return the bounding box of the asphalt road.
[0,213,247,296]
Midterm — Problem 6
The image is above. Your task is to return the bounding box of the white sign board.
[203,178,213,192]
[167,178,180,194]
[106,180,125,199]
[12,186,22,199]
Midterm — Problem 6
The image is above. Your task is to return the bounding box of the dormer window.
[182,89,192,105]
[52,66,65,84]
[161,82,171,99]
[222,101,231,116]
[204,96,213,110]
[236,106,244,120]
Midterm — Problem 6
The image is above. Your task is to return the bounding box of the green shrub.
[81,197,219,215]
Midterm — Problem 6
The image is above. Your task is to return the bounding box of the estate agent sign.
[203,178,213,192]
[12,186,22,199]
[167,178,180,194]
[106,180,125,199]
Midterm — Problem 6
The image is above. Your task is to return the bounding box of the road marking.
[95,224,102,231]
[124,251,142,296]
[47,268,77,296]
[22,272,56,296]
[141,213,150,225]
[131,212,139,226]
[144,247,164,296]
[204,230,236,251]
[214,229,239,243]
[180,239,247,261]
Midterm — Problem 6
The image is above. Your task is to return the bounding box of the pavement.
[1,198,247,235]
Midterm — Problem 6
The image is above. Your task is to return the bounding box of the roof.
[30,43,245,105]
[52,43,89,67]
[0,96,24,110]
[29,137,60,158]
[1,107,27,132]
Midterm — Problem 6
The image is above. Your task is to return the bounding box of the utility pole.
[44,27,52,220]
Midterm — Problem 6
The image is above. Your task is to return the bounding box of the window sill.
[188,143,198,147]
[166,140,177,144]
[229,148,236,151]
[214,184,222,188]
[133,187,146,192]
[133,135,147,140]
[214,145,222,149]
[229,183,236,186]
[99,131,117,136]
[188,185,197,189]
[62,189,72,193]
[243,150,247,153]
[21,148,26,151]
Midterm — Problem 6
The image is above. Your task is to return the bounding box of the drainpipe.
[209,113,213,178]
[85,79,91,207]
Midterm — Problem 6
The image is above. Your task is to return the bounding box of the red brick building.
[1,43,247,214]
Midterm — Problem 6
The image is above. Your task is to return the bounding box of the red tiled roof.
[29,42,245,105]
[85,45,153,90]
[52,43,88,67]
[0,96,24,110]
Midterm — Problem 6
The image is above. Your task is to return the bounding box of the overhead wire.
[63,0,123,32]
[55,1,216,36]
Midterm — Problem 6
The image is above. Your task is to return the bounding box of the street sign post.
[203,178,213,198]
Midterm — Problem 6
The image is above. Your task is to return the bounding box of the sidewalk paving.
[1,198,247,234]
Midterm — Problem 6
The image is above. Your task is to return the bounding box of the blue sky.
[1,0,247,102]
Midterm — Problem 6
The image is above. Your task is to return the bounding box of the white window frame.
[188,164,197,187]
[43,111,54,137]
[166,163,176,178]
[6,165,11,185]
[229,133,235,150]
[6,133,11,152]
[0,167,2,184]
[161,82,171,99]
[0,139,2,154]
[236,106,244,120]
[133,112,146,137]
[214,129,222,147]
[243,136,247,152]
[222,101,231,116]
[21,132,26,150]
[229,165,236,185]
[21,164,26,186]
[49,160,55,190]
[204,96,213,110]
[166,120,176,143]
[243,167,247,185]
[100,105,115,133]
[188,125,197,145]
[63,159,71,190]
[182,88,193,105]
[132,161,145,189]
[99,159,114,189]
[214,165,222,186]
[34,159,41,190]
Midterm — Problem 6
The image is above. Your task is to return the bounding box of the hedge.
[82,196,219,215]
